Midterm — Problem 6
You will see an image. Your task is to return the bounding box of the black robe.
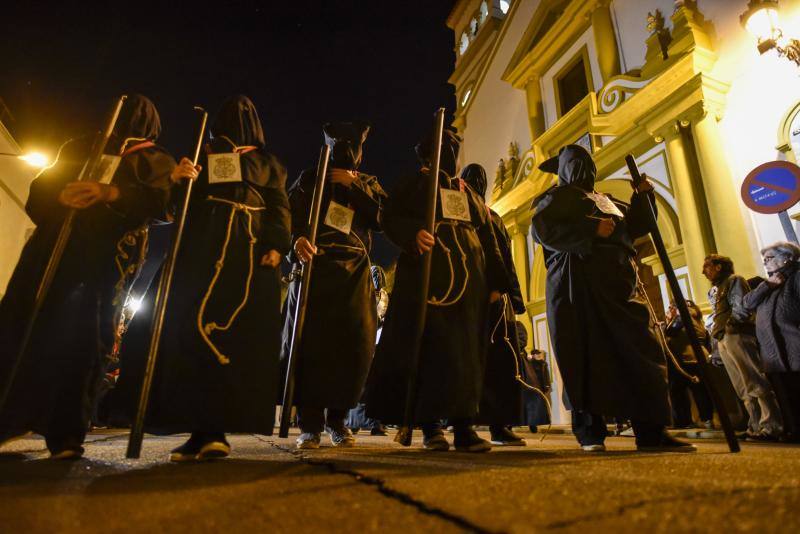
[145,141,291,433]
[282,170,386,409]
[0,139,173,438]
[476,209,527,425]
[531,151,670,425]
[364,172,510,423]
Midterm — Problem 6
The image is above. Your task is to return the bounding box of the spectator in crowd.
[516,322,551,433]
[664,300,714,429]
[744,242,800,442]
[702,254,783,440]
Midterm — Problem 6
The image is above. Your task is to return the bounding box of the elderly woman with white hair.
[744,241,800,442]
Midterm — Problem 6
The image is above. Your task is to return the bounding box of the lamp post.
[741,0,800,65]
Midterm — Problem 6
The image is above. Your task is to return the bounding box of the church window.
[459,32,470,55]
[479,2,489,23]
[556,54,590,116]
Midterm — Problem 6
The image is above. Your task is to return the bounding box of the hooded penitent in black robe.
[530,144,670,425]
[144,95,291,434]
[0,95,174,446]
[460,164,526,426]
[282,122,386,410]
[364,131,510,424]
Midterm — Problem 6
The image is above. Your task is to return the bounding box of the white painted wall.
[611,0,677,73]
[0,122,36,297]
[459,0,537,193]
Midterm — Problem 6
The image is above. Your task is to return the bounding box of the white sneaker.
[581,444,606,452]
[296,432,321,449]
[326,426,356,448]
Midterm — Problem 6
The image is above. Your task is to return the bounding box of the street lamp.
[0,151,51,168]
[741,0,800,65]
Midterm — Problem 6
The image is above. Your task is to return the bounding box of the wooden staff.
[625,154,740,453]
[278,145,331,438]
[126,107,208,459]
[0,95,127,415]
[395,107,446,446]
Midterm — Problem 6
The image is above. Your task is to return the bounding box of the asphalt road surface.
[1,428,798,533]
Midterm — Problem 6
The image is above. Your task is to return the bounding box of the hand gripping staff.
[395,108,446,447]
[625,154,740,453]
[278,145,331,438]
[126,107,208,459]
[0,95,127,416]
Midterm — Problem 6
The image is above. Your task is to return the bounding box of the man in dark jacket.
[531,144,694,452]
[703,254,782,440]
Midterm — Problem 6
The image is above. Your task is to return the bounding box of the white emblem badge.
[324,200,355,234]
[208,153,243,184]
[586,191,624,218]
[440,188,471,222]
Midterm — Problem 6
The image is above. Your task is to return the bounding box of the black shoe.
[49,446,85,460]
[197,434,230,461]
[528,425,538,434]
[637,433,696,453]
[454,429,492,453]
[170,435,205,462]
[747,431,780,442]
[422,430,449,451]
[490,427,526,446]
[370,426,388,436]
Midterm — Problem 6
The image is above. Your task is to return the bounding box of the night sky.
[1,0,458,264]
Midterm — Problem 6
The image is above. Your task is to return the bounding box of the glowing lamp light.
[742,0,780,43]
[126,297,144,314]
[18,152,50,168]
[741,0,800,64]
[500,1,511,14]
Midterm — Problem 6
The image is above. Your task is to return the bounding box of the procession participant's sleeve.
[287,168,315,261]
[531,193,596,256]
[491,212,526,314]
[25,140,84,225]
[250,153,291,256]
[474,192,511,294]
[348,173,387,231]
[109,148,175,223]
[382,173,425,255]
[626,190,657,239]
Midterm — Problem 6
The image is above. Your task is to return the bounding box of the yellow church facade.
[448,0,800,422]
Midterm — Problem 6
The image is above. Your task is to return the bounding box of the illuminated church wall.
[0,121,36,298]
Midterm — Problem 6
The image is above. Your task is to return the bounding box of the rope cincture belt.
[197,196,266,365]
[428,220,470,307]
[490,293,553,442]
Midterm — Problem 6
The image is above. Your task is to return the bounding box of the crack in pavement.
[256,435,502,534]
[544,484,800,530]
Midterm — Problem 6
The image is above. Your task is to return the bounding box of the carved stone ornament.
[647,9,665,35]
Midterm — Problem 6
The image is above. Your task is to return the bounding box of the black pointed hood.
[460,163,488,197]
[323,121,370,171]
[415,127,461,178]
[113,94,161,144]
[211,95,265,148]
[539,144,596,191]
